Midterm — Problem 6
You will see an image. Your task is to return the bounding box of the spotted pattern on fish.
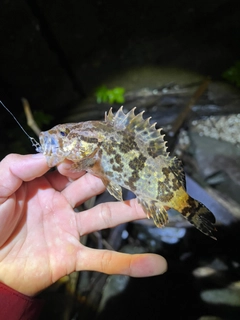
[39,107,216,239]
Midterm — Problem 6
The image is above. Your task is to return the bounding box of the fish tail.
[181,196,217,240]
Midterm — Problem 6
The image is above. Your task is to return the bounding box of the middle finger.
[61,172,106,208]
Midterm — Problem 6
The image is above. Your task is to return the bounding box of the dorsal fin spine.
[105,107,169,157]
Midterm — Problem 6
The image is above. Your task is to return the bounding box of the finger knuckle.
[99,202,113,227]
[100,250,114,273]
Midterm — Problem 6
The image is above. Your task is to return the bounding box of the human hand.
[0,153,167,296]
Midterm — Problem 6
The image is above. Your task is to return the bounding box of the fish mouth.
[39,132,60,155]
[38,132,63,166]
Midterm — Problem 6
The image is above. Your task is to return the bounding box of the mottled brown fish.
[39,107,216,239]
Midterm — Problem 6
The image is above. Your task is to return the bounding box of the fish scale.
[39,107,216,239]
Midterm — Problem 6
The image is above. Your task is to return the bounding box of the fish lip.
[39,132,60,156]
[38,132,68,167]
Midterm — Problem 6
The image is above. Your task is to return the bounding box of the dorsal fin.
[105,106,169,158]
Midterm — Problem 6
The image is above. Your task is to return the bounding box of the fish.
[39,107,216,239]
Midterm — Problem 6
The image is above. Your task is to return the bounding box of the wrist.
[0,282,44,319]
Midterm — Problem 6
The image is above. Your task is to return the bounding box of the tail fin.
[181,197,217,240]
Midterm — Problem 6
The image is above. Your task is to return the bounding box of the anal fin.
[138,197,169,227]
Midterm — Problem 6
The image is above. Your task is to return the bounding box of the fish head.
[39,122,100,167]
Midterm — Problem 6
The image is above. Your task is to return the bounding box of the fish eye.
[60,131,66,136]
[59,128,70,136]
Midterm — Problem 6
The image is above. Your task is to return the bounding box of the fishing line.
[0,100,42,152]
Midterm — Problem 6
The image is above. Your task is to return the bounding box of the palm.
[0,172,84,294]
[0,154,167,296]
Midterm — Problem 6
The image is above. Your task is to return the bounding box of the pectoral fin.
[71,158,95,171]
[105,181,123,201]
[138,197,169,227]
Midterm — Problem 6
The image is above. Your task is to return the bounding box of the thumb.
[0,153,49,203]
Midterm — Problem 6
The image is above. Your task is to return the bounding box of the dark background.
[1,0,240,116]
